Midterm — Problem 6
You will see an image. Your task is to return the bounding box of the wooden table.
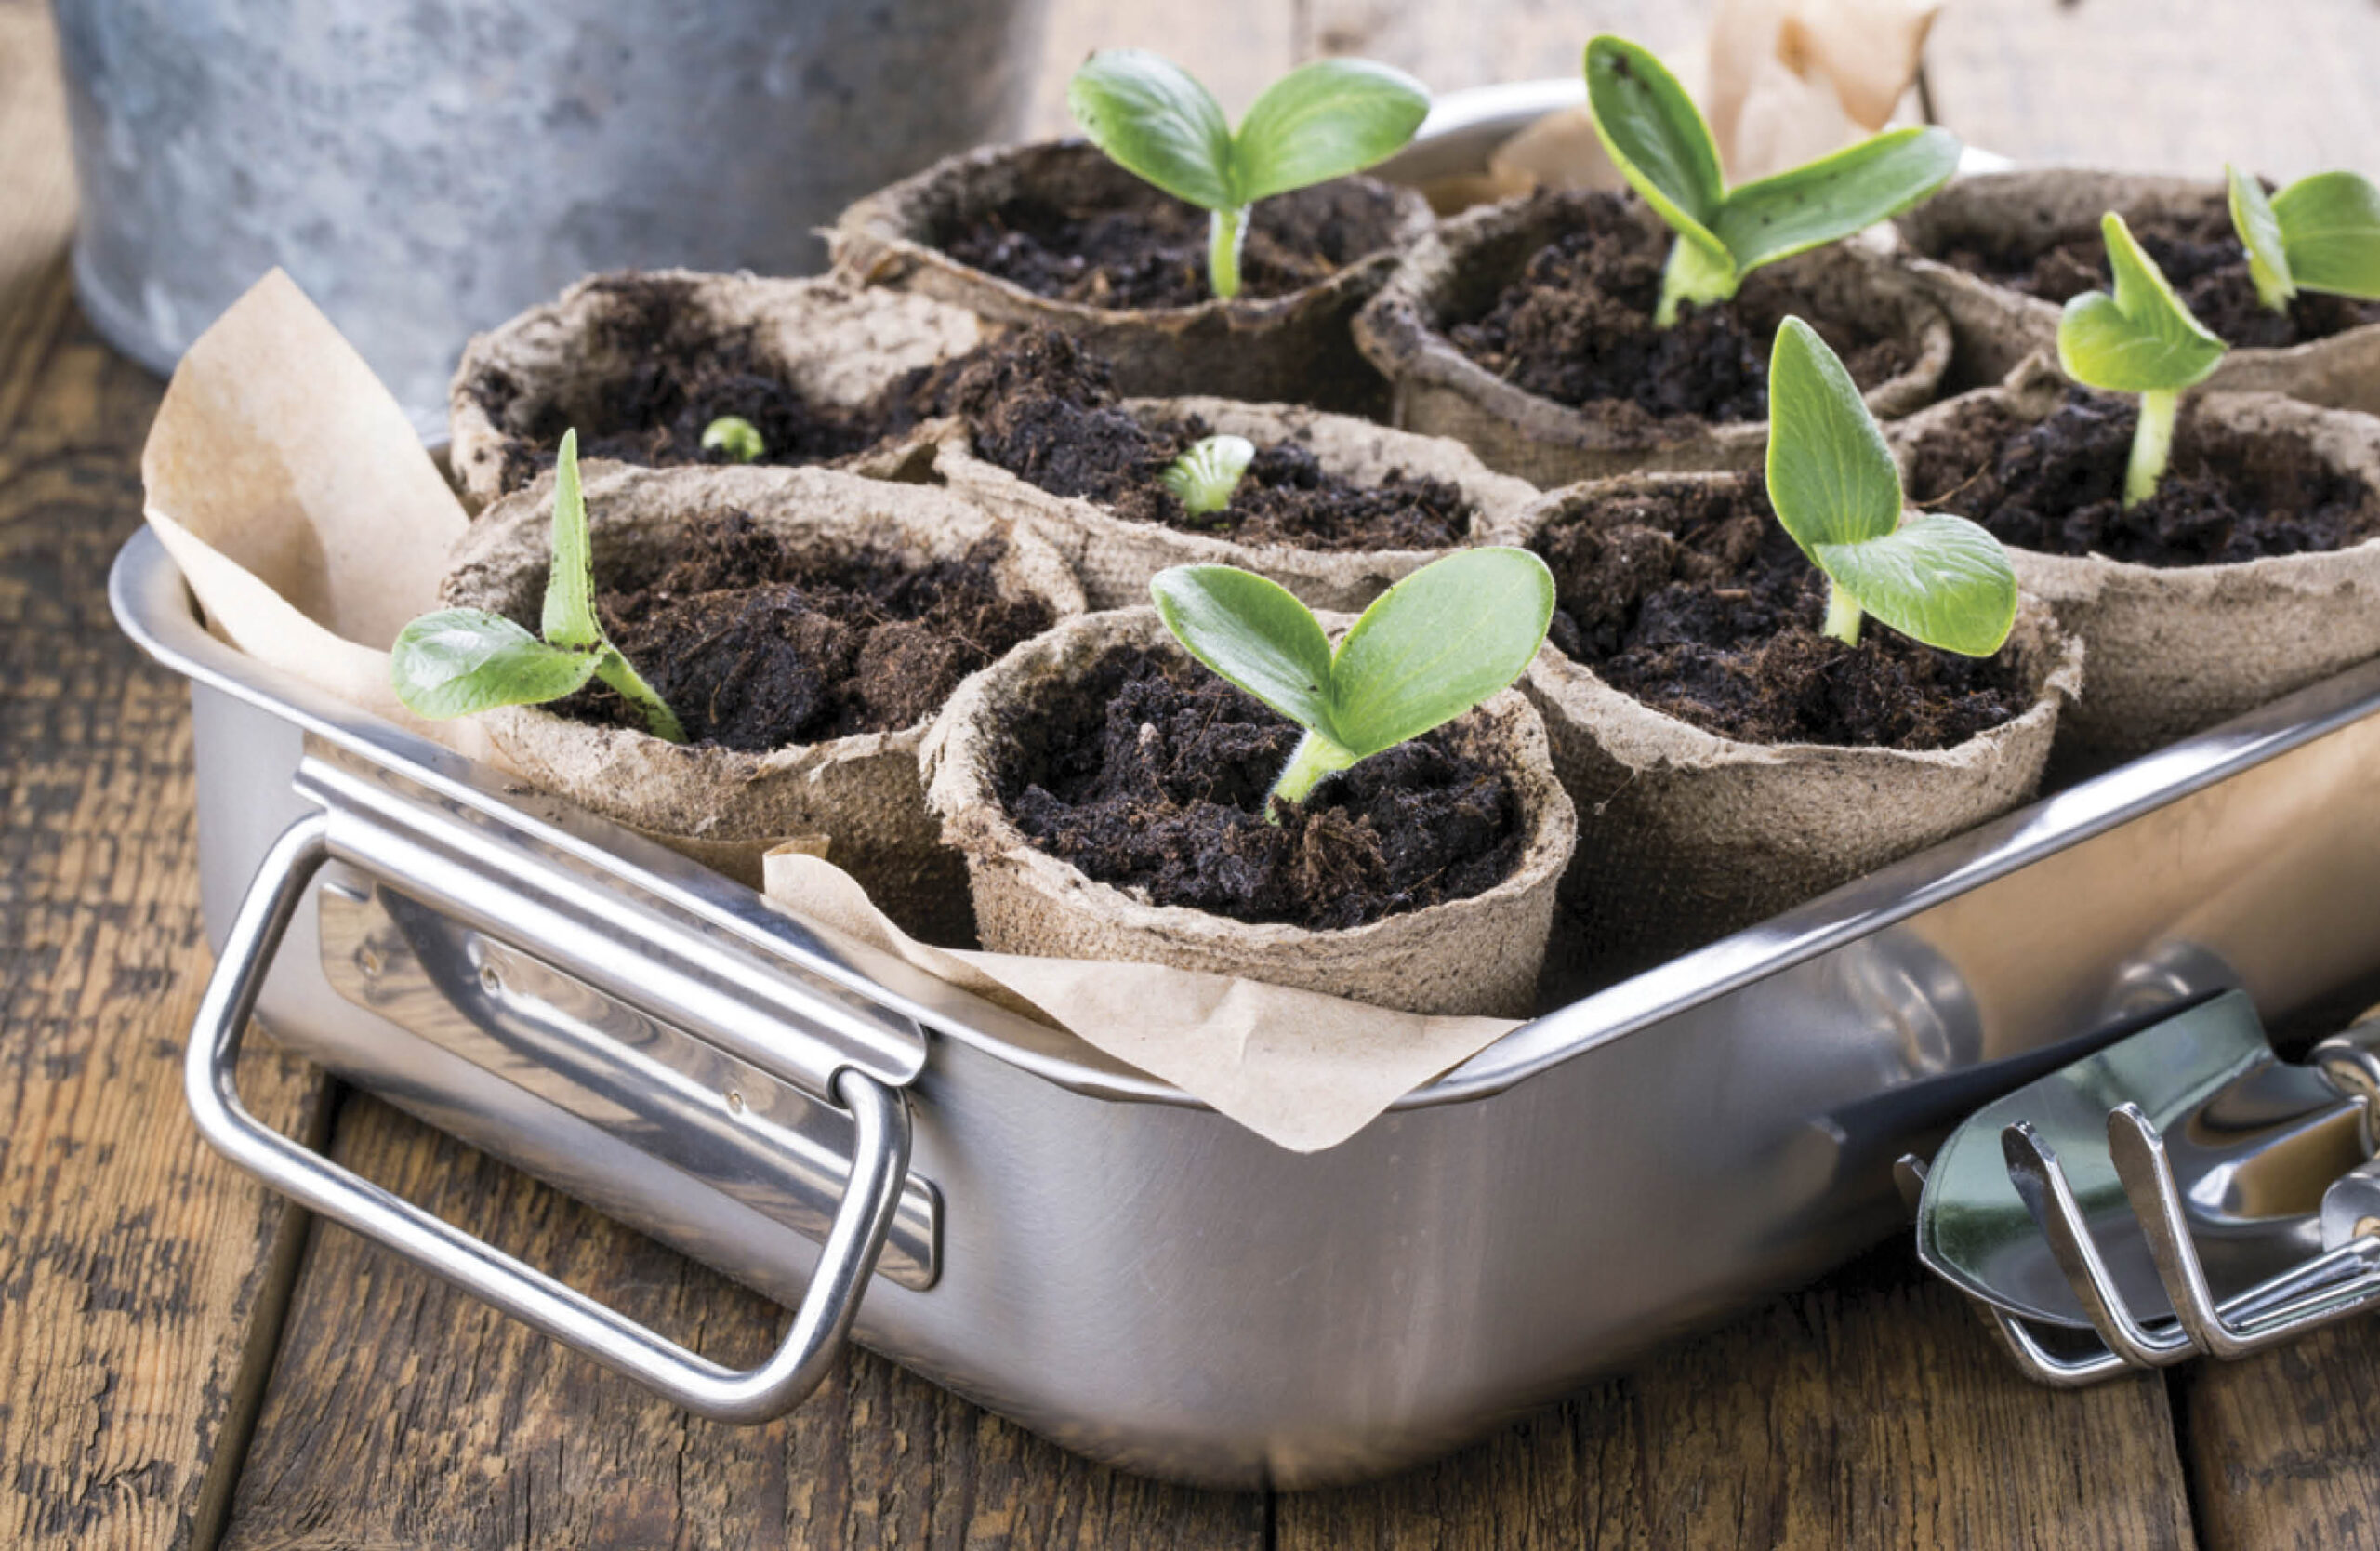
[7,0,2380,1544]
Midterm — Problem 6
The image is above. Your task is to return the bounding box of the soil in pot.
[938,177,1414,312]
[994,643,1527,931]
[550,507,1055,751]
[1535,473,2032,749]
[1932,201,2380,351]
[1901,389,2380,567]
[1448,192,1917,438]
[937,328,1474,551]
[465,274,936,491]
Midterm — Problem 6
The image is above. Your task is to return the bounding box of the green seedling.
[391,430,686,742]
[702,414,765,462]
[1149,548,1553,816]
[1157,433,1256,518]
[2225,165,2380,313]
[2056,212,2228,507]
[1583,34,1962,325]
[1067,49,1429,300]
[1768,317,2017,656]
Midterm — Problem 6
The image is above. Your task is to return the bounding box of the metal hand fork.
[1911,988,2380,1384]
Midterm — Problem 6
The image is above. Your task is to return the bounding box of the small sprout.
[1149,548,1554,817]
[701,414,766,463]
[2226,165,2380,313]
[1067,50,1429,300]
[1157,434,1257,518]
[391,429,686,742]
[1768,317,2017,656]
[1583,34,1962,325]
[2056,213,2228,508]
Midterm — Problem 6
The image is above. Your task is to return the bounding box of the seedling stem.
[2127,389,2180,509]
[1822,582,1865,647]
[1209,208,1249,301]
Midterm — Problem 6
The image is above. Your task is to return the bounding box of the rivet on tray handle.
[184,809,912,1424]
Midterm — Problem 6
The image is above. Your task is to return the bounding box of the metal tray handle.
[188,809,913,1424]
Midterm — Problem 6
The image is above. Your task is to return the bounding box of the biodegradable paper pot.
[1894,170,2380,407]
[441,462,1086,942]
[1352,192,1953,486]
[447,270,984,510]
[898,395,1540,611]
[1889,362,2380,762]
[919,609,1578,1017]
[1502,473,2082,974]
[827,141,1435,414]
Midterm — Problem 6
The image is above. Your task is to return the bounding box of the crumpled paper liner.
[439,460,1086,942]
[446,269,985,510]
[919,609,1577,1019]
[146,269,1546,1155]
[827,141,1433,414]
[892,395,1540,611]
[1888,359,2380,762]
[1354,192,1952,485]
[759,848,1524,1152]
[140,269,490,760]
[1893,170,2380,407]
[1423,0,1937,210]
[1493,471,2083,975]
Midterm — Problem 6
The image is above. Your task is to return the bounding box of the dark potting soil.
[1903,389,2380,566]
[933,328,1473,550]
[1448,192,1916,430]
[994,644,1527,931]
[556,510,1053,752]
[1930,201,2380,350]
[937,176,1408,309]
[1535,473,2030,749]
[468,274,929,495]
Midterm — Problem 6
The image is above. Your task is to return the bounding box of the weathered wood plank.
[2179,1320,2380,1551]
[0,256,327,1548]
[1296,0,1708,92]
[221,1094,1264,1551]
[1279,1245,2197,1550]
[1926,0,2380,179]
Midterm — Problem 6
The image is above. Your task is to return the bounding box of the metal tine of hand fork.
[2001,1121,2194,1368]
[2108,1102,2380,1360]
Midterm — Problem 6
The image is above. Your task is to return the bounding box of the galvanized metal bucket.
[52,0,1050,433]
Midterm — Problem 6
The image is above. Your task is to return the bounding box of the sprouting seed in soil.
[1149,548,1553,817]
[1066,50,1429,300]
[1767,317,2017,656]
[702,414,766,463]
[1583,34,1962,326]
[2056,212,2228,507]
[390,429,687,742]
[1157,434,1256,519]
[2226,166,2380,313]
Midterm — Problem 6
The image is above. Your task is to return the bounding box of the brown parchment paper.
[761,850,1519,1152]
[141,268,1529,1155]
[140,269,490,759]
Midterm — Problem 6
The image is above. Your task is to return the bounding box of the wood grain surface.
[7,0,2380,1545]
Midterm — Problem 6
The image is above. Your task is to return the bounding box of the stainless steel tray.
[112,522,2380,1487]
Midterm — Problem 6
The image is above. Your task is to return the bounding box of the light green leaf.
[1232,58,1429,205]
[2273,169,2380,301]
[1765,316,1902,554]
[390,608,601,720]
[702,414,766,463]
[1813,513,2018,657]
[1712,126,1962,272]
[2227,165,2294,310]
[541,430,602,650]
[1329,548,1554,757]
[1068,50,1235,212]
[1583,35,1730,272]
[1149,565,1339,736]
[1157,434,1257,517]
[2056,213,2228,393]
